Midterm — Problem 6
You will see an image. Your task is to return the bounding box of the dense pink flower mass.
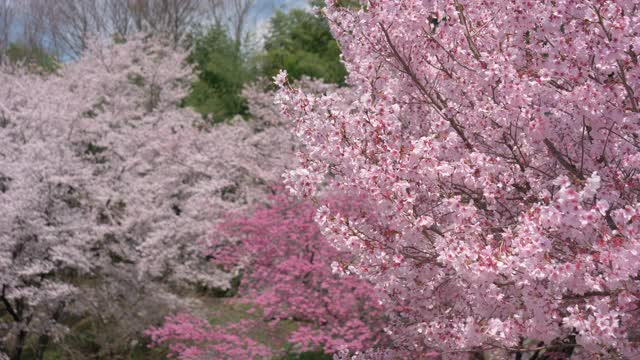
[216,190,385,353]
[149,189,385,358]
[277,0,640,358]
[146,313,272,360]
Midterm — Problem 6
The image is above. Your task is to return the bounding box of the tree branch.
[454,1,482,60]
[379,23,474,150]
[1,284,20,322]
[617,59,639,112]
[543,138,584,180]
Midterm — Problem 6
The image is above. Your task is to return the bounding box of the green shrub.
[4,43,59,74]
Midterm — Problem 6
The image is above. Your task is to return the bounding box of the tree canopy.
[258,7,346,85]
[185,26,252,122]
[185,3,348,122]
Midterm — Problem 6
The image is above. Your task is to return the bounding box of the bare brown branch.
[543,138,585,180]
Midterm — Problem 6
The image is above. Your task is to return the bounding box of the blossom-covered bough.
[277,0,640,358]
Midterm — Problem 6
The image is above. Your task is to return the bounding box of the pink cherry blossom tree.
[0,34,296,359]
[213,189,386,353]
[147,188,386,359]
[276,0,640,358]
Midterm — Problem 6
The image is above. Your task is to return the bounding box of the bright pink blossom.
[215,189,386,353]
[151,189,386,358]
[146,313,271,360]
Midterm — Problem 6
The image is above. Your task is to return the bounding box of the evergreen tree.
[185,26,252,122]
[258,6,346,85]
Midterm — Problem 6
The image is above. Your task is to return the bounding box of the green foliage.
[3,43,59,74]
[258,8,347,85]
[38,315,169,360]
[112,33,127,44]
[220,269,243,298]
[85,143,108,156]
[184,2,349,120]
[185,26,251,122]
[127,72,146,87]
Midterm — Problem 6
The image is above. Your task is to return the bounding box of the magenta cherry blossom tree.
[217,189,386,353]
[276,0,640,358]
[147,188,386,359]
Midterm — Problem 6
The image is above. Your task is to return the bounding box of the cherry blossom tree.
[147,188,386,358]
[0,34,295,359]
[216,189,386,352]
[0,59,103,360]
[276,0,640,358]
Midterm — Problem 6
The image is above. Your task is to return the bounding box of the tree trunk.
[33,301,66,360]
[11,329,27,360]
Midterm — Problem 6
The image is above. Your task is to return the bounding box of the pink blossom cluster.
[216,189,386,353]
[276,0,640,358]
[149,188,386,358]
[146,313,271,360]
